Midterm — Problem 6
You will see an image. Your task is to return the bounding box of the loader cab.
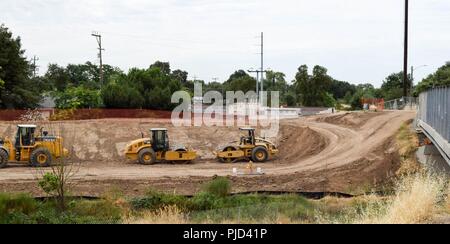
[15,125,37,149]
[151,128,170,151]
[239,128,256,145]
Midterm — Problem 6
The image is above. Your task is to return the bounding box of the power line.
[92,31,105,85]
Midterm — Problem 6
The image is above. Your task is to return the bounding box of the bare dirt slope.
[0,111,416,196]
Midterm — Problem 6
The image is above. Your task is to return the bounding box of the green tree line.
[2,24,448,111]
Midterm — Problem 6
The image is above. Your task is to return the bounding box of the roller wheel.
[174,149,192,164]
[219,146,239,163]
[138,148,157,165]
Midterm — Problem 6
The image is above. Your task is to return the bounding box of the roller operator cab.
[125,128,197,165]
[217,128,279,163]
[0,125,69,168]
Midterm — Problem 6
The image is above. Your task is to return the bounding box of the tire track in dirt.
[0,111,415,184]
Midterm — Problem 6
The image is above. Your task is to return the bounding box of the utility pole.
[260,32,264,97]
[92,32,105,85]
[403,0,409,97]
[247,70,261,101]
[247,32,268,104]
[31,56,39,78]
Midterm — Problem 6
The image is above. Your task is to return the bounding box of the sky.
[1,0,450,87]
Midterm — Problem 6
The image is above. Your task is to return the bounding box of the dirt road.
[0,111,416,196]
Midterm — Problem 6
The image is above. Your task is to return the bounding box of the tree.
[415,62,450,95]
[350,83,382,109]
[101,82,144,108]
[380,72,411,100]
[44,62,123,91]
[263,71,288,105]
[100,63,184,110]
[44,64,70,91]
[54,86,102,109]
[150,61,171,75]
[0,24,41,108]
[329,80,356,100]
[172,69,188,83]
[285,91,297,107]
[0,78,4,105]
[224,70,256,93]
[227,70,249,81]
[294,65,333,107]
[204,81,224,93]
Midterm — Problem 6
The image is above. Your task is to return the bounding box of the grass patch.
[0,194,124,224]
[189,194,316,223]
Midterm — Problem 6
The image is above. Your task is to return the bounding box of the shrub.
[54,86,102,109]
[38,173,60,196]
[203,177,231,198]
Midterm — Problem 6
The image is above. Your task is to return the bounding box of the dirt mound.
[316,112,387,129]
[0,119,326,165]
[277,125,328,164]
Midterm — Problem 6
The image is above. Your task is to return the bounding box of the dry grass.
[127,205,187,224]
[446,186,450,214]
[395,123,422,176]
[357,173,446,224]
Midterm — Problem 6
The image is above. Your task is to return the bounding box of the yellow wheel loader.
[0,125,69,168]
[216,128,279,163]
[125,128,197,165]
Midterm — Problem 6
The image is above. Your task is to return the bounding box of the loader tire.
[138,148,157,165]
[0,149,8,169]
[30,148,52,167]
[252,146,269,163]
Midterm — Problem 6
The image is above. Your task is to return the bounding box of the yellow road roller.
[216,128,279,163]
[125,128,197,165]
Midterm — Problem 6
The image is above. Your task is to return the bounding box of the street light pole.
[411,65,428,85]
[403,0,409,97]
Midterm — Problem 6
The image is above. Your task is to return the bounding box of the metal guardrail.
[417,86,450,165]
[384,97,418,110]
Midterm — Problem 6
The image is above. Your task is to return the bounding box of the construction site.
[1,0,450,228]
[0,110,416,197]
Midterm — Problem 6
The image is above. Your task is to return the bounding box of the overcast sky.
[2,0,449,87]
